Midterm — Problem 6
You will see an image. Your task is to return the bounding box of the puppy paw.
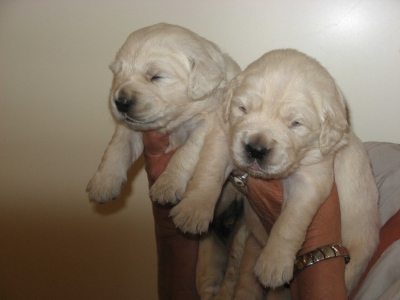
[86,172,126,204]
[170,198,214,234]
[254,247,294,288]
[149,171,188,205]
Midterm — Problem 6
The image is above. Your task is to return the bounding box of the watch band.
[293,244,350,278]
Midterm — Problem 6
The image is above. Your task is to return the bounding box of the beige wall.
[0,1,399,299]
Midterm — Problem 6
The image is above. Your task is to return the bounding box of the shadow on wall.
[0,157,158,300]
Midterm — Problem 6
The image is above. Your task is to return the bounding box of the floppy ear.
[223,75,241,122]
[187,49,225,100]
[319,87,349,155]
[109,60,122,75]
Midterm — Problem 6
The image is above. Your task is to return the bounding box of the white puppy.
[86,23,240,234]
[224,49,380,294]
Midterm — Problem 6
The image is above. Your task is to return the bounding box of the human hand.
[245,177,347,299]
[246,177,342,252]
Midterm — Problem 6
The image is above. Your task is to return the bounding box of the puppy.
[224,49,380,294]
[86,23,240,234]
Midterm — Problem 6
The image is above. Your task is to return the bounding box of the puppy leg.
[149,122,208,205]
[170,127,232,234]
[334,137,380,293]
[232,232,266,300]
[211,219,249,300]
[254,163,333,288]
[342,196,380,295]
[86,124,143,203]
[197,232,228,300]
[197,187,244,300]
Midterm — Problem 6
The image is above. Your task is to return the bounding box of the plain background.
[1,1,399,299]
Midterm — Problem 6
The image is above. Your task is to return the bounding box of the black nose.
[114,97,132,113]
[245,143,269,160]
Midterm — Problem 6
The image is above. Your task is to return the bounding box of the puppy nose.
[245,143,270,160]
[114,97,132,113]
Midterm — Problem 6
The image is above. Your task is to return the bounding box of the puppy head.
[108,23,230,131]
[225,49,349,178]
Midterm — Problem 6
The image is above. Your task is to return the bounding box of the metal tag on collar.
[229,173,248,195]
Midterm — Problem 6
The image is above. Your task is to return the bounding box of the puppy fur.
[86,23,241,233]
[224,49,380,294]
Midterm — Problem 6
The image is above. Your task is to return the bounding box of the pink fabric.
[350,209,400,299]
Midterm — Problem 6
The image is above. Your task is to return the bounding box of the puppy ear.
[187,51,225,100]
[319,87,349,155]
[109,60,122,74]
[223,75,240,122]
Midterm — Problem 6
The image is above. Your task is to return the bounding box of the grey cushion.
[364,142,400,226]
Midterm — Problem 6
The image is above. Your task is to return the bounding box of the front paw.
[149,172,187,205]
[86,172,126,204]
[254,246,294,288]
[170,197,214,234]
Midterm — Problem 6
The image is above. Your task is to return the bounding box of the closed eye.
[290,119,304,128]
[235,99,246,113]
[238,105,246,112]
[151,74,163,82]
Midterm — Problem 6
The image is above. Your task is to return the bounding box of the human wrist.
[293,244,350,279]
[152,202,200,300]
[290,255,347,300]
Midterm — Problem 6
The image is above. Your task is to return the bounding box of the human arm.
[143,132,200,300]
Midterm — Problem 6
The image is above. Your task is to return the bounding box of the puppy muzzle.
[115,97,132,113]
[245,143,270,160]
[114,94,137,114]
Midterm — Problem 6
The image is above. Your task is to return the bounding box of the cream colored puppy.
[224,49,380,294]
[86,23,240,234]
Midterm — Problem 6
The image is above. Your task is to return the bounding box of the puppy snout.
[245,143,270,160]
[115,97,133,113]
[115,86,138,112]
